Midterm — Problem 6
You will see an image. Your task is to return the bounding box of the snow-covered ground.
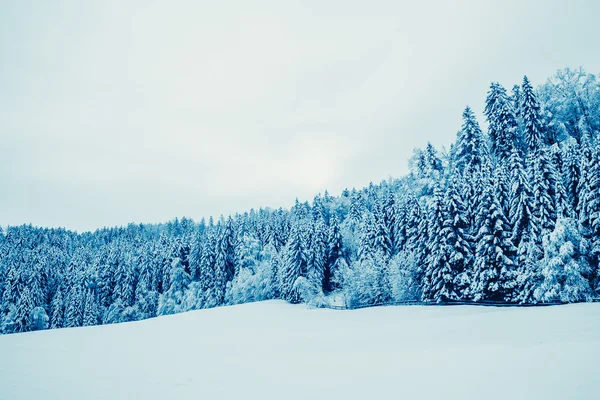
[1,301,599,400]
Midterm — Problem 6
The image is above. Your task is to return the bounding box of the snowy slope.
[1,301,599,400]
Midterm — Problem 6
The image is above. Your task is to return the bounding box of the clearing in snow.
[1,301,599,400]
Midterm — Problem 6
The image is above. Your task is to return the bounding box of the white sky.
[1,0,599,232]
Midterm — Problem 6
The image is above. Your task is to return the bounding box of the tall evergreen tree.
[521,75,544,152]
[455,106,487,173]
[280,224,306,303]
[422,185,451,301]
[528,148,558,240]
[442,178,473,299]
[470,183,517,301]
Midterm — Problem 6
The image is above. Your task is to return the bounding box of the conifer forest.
[2,67,600,334]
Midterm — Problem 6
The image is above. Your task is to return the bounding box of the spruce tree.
[280,224,306,303]
[64,284,84,328]
[50,289,64,329]
[82,290,98,327]
[521,75,544,152]
[485,82,519,160]
[15,287,34,332]
[507,148,534,248]
[455,106,487,173]
[470,183,517,301]
[325,215,343,292]
[528,148,558,241]
[442,178,473,299]
[422,185,451,301]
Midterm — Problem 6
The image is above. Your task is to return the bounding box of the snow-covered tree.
[470,183,517,301]
[521,75,544,153]
[535,218,593,302]
[455,106,487,173]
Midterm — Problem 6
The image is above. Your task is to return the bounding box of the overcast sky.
[1,0,599,232]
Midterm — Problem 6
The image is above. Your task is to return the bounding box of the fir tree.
[15,287,34,332]
[528,148,558,240]
[455,106,487,173]
[507,148,534,248]
[470,183,517,301]
[422,185,451,301]
[82,290,98,327]
[521,75,544,152]
[325,215,343,292]
[442,178,473,299]
[280,224,306,303]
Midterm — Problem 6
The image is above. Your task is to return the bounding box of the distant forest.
[1,67,599,334]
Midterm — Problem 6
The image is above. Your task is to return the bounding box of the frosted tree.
[30,306,49,331]
[562,140,581,213]
[280,224,306,303]
[520,75,544,152]
[325,215,343,292]
[373,205,392,258]
[455,106,487,173]
[404,195,428,276]
[388,249,421,301]
[484,82,507,152]
[157,257,191,315]
[358,212,377,262]
[485,82,520,160]
[64,284,84,328]
[50,289,64,329]
[579,143,600,270]
[306,220,327,292]
[82,290,98,326]
[423,142,444,179]
[15,287,34,333]
[423,185,454,301]
[535,218,593,302]
[508,147,534,248]
[443,178,473,299]
[513,239,543,304]
[528,148,557,240]
[470,183,517,301]
[211,227,230,306]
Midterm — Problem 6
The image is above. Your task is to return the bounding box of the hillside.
[1,301,599,400]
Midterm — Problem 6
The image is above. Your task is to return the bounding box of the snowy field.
[1,301,599,400]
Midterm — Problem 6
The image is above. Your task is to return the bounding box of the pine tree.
[50,289,64,329]
[455,106,487,173]
[212,230,229,306]
[423,142,443,178]
[521,76,544,152]
[64,284,84,328]
[422,185,451,301]
[82,290,98,326]
[306,220,327,292]
[373,205,392,258]
[15,287,34,332]
[442,178,473,299]
[280,224,306,303]
[470,183,517,301]
[358,212,377,262]
[381,190,399,256]
[562,141,581,213]
[325,215,344,292]
[507,148,535,250]
[485,82,519,160]
[528,148,558,240]
[580,143,600,270]
[404,195,428,279]
[484,82,508,151]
